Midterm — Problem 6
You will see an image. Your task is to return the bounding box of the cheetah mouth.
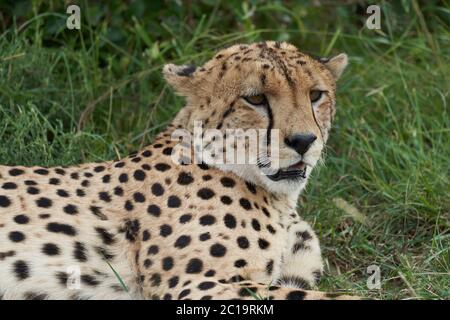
[266,161,307,181]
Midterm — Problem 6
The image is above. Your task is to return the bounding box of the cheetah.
[0,41,351,300]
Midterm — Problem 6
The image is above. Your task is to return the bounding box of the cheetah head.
[163,41,347,196]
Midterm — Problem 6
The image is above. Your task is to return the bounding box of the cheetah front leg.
[148,278,354,300]
[276,220,324,289]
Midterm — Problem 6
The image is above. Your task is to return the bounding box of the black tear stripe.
[266,102,274,147]
[311,106,325,140]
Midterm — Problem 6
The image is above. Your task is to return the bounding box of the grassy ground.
[0,1,448,299]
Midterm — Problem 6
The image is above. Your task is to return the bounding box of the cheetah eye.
[309,90,323,103]
[243,94,267,106]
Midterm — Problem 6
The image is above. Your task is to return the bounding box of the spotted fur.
[0,41,353,300]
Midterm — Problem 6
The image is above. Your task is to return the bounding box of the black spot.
[150,273,161,287]
[133,192,146,203]
[162,147,173,155]
[197,188,215,200]
[177,172,194,185]
[42,243,60,256]
[24,180,37,186]
[167,195,181,208]
[142,150,152,157]
[197,163,209,170]
[174,235,191,249]
[81,274,99,286]
[124,200,133,211]
[239,198,252,210]
[179,214,192,224]
[93,165,105,173]
[27,186,40,195]
[245,181,257,194]
[160,224,172,237]
[223,214,237,229]
[251,219,261,231]
[144,259,153,268]
[155,163,171,172]
[119,173,128,183]
[95,227,115,245]
[56,272,68,286]
[279,275,311,289]
[186,258,203,274]
[36,197,52,208]
[220,177,235,188]
[63,204,78,215]
[9,168,24,176]
[163,293,172,300]
[9,231,25,242]
[162,257,174,271]
[115,161,125,168]
[133,170,146,181]
[131,157,142,163]
[14,260,29,280]
[2,182,17,189]
[147,245,159,255]
[55,168,66,175]
[47,222,77,236]
[151,183,164,196]
[77,189,86,197]
[178,288,191,299]
[220,196,232,205]
[147,204,161,217]
[90,206,108,220]
[141,164,151,171]
[237,236,250,249]
[57,189,69,197]
[267,224,276,234]
[102,174,111,183]
[74,241,88,262]
[262,207,271,217]
[176,64,196,76]
[266,260,274,275]
[99,192,111,202]
[49,178,60,185]
[24,292,48,300]
[202,174,212,181]
[70,172,79,180]
[286,290,306,300]
[198,281,216,290]
[234,259,247,268]
[0,195,11,207]
[14,215,29,224]
[142,230,151,241]
[114,186,124,196]
[297,230,312,241]
[199,232,211,241]
[199,214,216,226]
[210,243,227,257]
[258,238,270,249]
[168,276,179,288]
[124,219,140,242]
[205,270,216,277]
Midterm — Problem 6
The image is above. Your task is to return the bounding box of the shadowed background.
[0,0,448,299]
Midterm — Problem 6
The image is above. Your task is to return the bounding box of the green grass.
[0,0,448,299]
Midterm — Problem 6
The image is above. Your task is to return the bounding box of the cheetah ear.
[163,63,197,95]
[321,53,348,80]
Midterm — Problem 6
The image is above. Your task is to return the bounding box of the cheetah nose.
[285,133,317,155]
